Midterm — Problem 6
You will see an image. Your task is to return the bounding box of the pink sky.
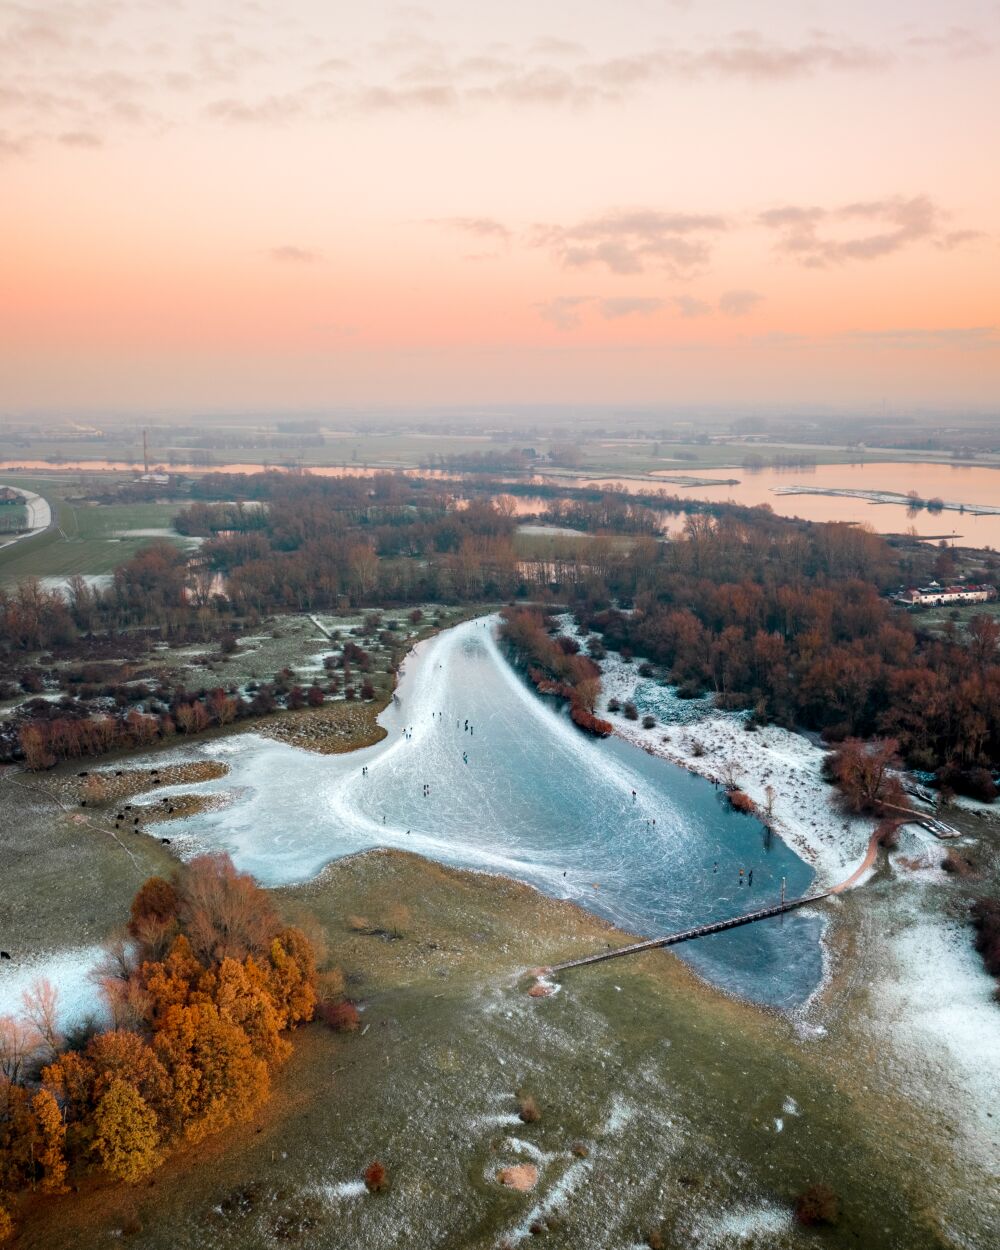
[1,1,998,412]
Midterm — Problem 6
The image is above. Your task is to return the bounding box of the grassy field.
[0,475,190,585]
[10,846,996,1250]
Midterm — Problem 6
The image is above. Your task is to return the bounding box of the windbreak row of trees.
[0,855,319,1239]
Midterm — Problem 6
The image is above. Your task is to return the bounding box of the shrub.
[317,1000,361,1033]
[874,817,902,849]
[517,1094,541,1123]
[794,1183,840,1226]
[570,704,614,737]
[360,681,376,700]
[623,702,638,721]
[941,849,975,876]
[642,715,656,729]
[728,790,757,815]
[363,1160,388,1194]
[607,697,621,713]
[970,898,1000,979]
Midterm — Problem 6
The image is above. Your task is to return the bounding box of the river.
[5,458,1000,546]
[575,461,1000,546]
[150,617,823,1009]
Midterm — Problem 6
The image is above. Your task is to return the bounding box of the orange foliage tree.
[0,853,320,1235]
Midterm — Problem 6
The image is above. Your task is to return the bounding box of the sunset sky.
[2,1,998,413]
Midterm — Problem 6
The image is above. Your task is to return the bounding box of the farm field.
[0,475,190,585]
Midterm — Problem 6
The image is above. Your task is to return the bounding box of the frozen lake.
[156,617,823,1009]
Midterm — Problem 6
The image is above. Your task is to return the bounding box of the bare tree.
[21,977,62,1061]
[0,1013,34,1082]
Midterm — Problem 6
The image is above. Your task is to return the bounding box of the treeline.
[499,607,612,737]
[0,855,319,1238]
[537,495,666,535]
[569,516,1000,792]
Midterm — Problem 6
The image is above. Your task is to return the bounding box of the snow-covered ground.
[38,573,114,598]
[556,616,1000,1176]
[0,944,106,1028]
[873,873,1000,1171]
[564,618,871,888]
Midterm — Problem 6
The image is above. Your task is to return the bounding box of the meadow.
[0,476,190,585]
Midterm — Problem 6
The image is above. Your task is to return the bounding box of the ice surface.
[153,617,823,1008]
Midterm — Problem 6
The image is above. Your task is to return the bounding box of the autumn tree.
[177,854,279,963]
[31,1089,68,1193]
[92,1079,160,1183]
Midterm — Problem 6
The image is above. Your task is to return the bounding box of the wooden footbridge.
[534,830,880,981]
[544,890,830,975]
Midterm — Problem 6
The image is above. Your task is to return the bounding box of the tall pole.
[780,876,785,925]
[143,428,149,475]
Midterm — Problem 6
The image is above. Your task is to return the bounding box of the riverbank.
[587,633,1000,1183]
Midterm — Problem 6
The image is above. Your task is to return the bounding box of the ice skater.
[748,869,753,887]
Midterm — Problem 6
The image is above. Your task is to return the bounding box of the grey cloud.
[269,246,323,264]
[935,229,986,250]
[0,130,28,157]
[758,195,965,265]
[205,93,306,123]
[905,27,991,59]
[839,326,999,350]
[434,217,511,242]
[534,296,592,330]
[57,129,103,147]
[719,289,764,317]
[599,297,667,319]
[684,31,889,79]
[358,83,458,111]
[535,210,727,277]
[531,37,585,58]
[673,295,713,318]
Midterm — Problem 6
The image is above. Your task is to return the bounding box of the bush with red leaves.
[728,790,757,815]
[363,1160,388,1193]
[317,999,361,1033]
[570,704,613,737]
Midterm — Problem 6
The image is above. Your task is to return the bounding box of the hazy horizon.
[3,1,998,412]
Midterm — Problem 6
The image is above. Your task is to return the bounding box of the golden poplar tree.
[31,1089,68,1193]
[92,1080,160,1184]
